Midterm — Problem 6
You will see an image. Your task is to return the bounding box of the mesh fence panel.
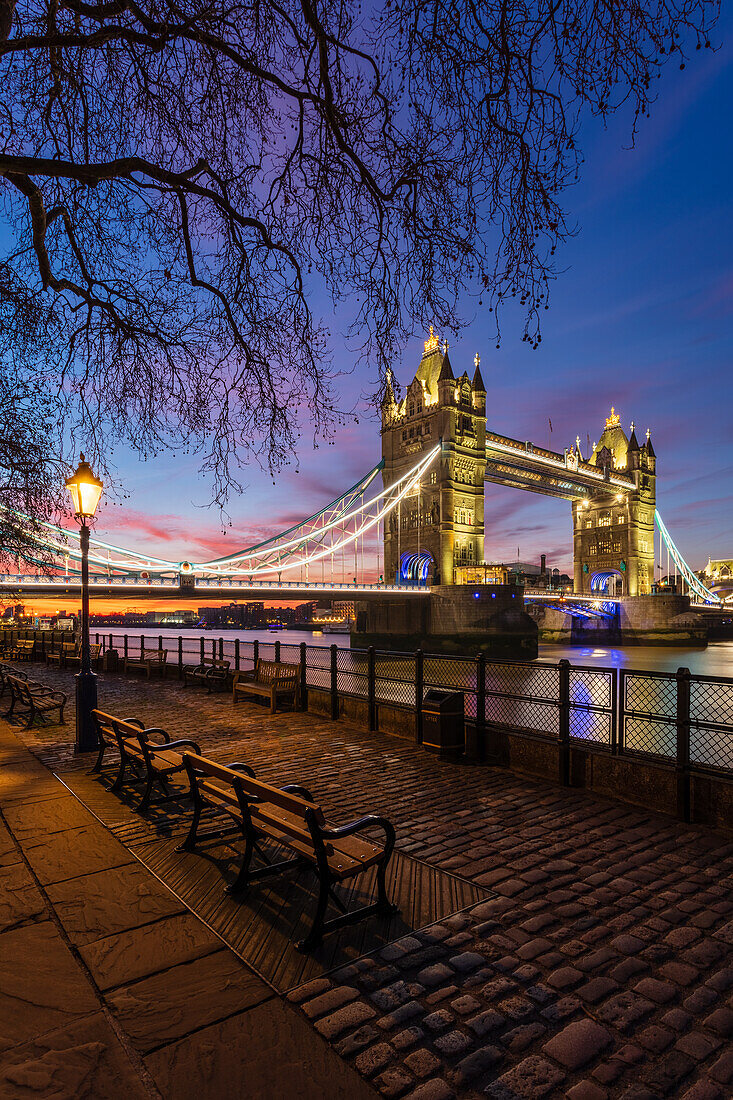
[376,652,416,708]
[570,669,612,709]
[423,656,476,717]
[690,679,733,726]
[690,727,733,771]
[624,673,677,718]
[278,643,303,665]
[486,662,559,700]
[485,695,559,736]
[623,717,677,758]
[570,707,612,745]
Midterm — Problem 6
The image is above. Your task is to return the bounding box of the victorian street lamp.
[65,454,104,752]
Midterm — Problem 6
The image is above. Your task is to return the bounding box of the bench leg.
[226,831,256,895]
[377,858,399,916]
[136,773,156,813]
[297,876,330,953]
[110,755,127,791]
[177,801,202,852]
[91,741,107,773]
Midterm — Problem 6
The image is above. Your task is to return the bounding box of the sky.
[13,14,733,614]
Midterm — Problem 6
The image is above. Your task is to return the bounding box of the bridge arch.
[591,569,624,596]
[399,550,434,586]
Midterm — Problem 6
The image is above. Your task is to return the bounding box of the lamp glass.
[65,456,103,519]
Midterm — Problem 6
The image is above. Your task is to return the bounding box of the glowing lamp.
[65,454,103,520]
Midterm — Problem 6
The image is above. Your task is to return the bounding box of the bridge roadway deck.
[2,663,732,1099]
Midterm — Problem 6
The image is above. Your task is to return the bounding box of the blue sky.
[13,17,733,579]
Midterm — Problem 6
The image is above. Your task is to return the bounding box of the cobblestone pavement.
[11,665,733,1099]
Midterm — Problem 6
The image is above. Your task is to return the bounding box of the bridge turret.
[573,407,656,597]
[382,330,486,585]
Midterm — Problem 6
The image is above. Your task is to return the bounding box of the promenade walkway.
[1,664,732,1099]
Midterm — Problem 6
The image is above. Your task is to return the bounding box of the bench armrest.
[164,738,201,755]
[233,670,256,683]
[320,814,396,852]
[140,727,171,744]
[122,717,146,729]
[280,783,316,803]
[228,762,256,777]
[35,690,67,704]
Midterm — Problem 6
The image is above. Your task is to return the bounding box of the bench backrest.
[200,657,229,669]
[92,709,147,746]
[16,640,35,651]
[8,675,35,699]
[89,644,102,658]
[142,648,167,663]
[255,659,300,685]
[62,642,79,655]
[184,753,326,828]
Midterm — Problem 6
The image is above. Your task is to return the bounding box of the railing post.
[219,637,224,661]
[558,659,571,786]
[158,635,163,653]
[200,636,205,663]
[253,639,259,669]
[300,642,308,711]
[607,660,611,756]
[415,648,424,744]
[676,667,691,823]
[330,644,338,721]
[124,634,128,660]
[178,636,183,680]
[367,646,376,731]
[109,632,113,653]
[235,638,240,671]
[275,640,281,663]
[140,634,145,657]
[466,652,486,763]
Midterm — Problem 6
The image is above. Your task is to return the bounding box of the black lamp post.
[65,454,104,753]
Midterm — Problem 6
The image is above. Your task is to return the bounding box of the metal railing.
[3,628,732,803]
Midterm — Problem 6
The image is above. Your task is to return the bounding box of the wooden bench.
[184,657,231,692]
[5,675,67,727]
[0,664,27,698]
[124,648,168,678]
[91,709,200,812]
[7,640,36,662]
[232,659,300,713]
[64,643,102,669]
[46,641,79,667]
[180,754,398,951]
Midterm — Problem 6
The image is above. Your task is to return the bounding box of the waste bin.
[421,690,464,759]
[103,648,119,673]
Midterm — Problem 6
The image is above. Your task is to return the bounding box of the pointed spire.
[627,422,640,452]
[438,352,454,382]
[644,428,656,458]
[472,352,485,392]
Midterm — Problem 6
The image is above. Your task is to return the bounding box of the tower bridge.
[1,330,721,647]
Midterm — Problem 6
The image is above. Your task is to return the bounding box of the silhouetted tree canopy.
[0,0,720,551]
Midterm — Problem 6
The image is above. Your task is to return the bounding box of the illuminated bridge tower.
[573,409,657,596]
[381,328,486,584]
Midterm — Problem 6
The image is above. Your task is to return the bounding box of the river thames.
[96,626,733,676]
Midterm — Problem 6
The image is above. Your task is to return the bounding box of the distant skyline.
[16,16,733,614]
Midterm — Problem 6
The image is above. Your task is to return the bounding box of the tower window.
[598,512,611,527]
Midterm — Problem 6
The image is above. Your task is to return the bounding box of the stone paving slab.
[3,793,96,840]
[79,910,223,991]
[0,860,46,931]
[22,822,134,885]
[105,948,274,1053]
[145,997,378,1100]
[0,760,69,805]
[0,1011,151,1099]
[0,921,99,1051]
[45,861,186,946]
[0,818,20,867]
